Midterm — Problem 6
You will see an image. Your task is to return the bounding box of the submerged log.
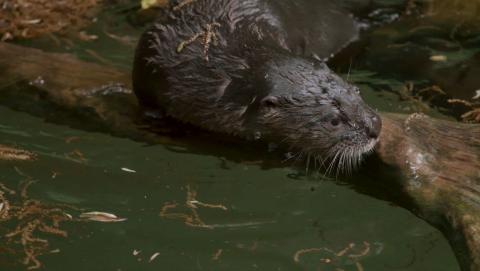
[1,42,479,270]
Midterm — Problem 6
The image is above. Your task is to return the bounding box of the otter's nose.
[366,115,382,139]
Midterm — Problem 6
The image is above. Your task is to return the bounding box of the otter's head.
[255,57,381,173]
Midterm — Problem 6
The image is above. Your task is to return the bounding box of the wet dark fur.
[133,0,382,173]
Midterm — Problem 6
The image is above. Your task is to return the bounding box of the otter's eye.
[261,96,278,107]
[330,118,340,127]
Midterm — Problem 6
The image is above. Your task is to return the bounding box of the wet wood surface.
[378,113,480,271]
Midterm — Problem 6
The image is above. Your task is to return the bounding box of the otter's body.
[133,0,381,171]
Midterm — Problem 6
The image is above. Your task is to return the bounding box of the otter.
[132,0,382,172]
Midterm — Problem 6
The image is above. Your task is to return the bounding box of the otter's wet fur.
[133,0,382,173]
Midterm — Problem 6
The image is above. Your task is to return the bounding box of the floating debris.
[121,167,136,173]
[448,99,473,107]
[212,249,223,261]
[395,82,430,112]
[66,149,87,163]
[293,242,371,271]
[394,82,480,124]
[336,243,355,257]
[0,145,36,161]
[79,211,127,223]
[462,108,480,123]
[149,252,160,262]
[0,182,16,195]
[294,248,331,263]
[473,90,480,100]
[133,249,141,256]
[51,171,60,179]
[160,185,227,229]
[349,242,371,258]
[64,137,81,144]
[417,85,446,96]
[1,32,13,42]
[188,200,228,210]
[0,177,76,270]
[356,261,365,271]
[78,31,98,41]
[430,55,447,62]
[447,99,480,123]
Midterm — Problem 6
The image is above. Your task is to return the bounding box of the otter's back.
[132,0,358,134]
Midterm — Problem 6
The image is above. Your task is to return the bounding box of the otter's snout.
[365,114,382,139]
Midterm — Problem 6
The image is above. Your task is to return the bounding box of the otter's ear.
[261,96,279,107]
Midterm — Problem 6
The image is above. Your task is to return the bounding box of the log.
[1,42,479,270]
[0,42,179,144]
[376,113,480,271]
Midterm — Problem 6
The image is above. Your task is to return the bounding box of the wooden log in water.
[0,42,130,92]
[377,113,480,271]
[0,42,479,271]
[0,42,180,144]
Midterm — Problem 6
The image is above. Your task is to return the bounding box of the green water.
[0,107,458,271]
[2,0,473,270]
